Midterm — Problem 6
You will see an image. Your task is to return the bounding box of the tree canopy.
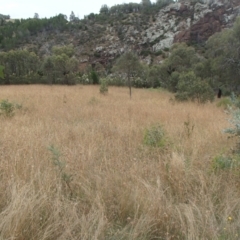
[113,52,142,98]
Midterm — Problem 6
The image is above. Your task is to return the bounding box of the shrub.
[0,99,15,117]
[224,97,240,153]
[144,124,166,148]
[212,155,234,170]
[99,78,108,94]
[78,74,90,85]
[216,97,232,109]
[220,93,240,170]
[212,155,240,170]
[48,145,73,196]
[154,50,163,56]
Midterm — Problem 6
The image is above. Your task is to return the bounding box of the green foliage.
[113,52,142,98]
[221,94,240,168]
[0,99,15,117]
[160,43,200,92]
[216,97,233,109]
[77,73,90,85]
[100,4,109,14]
[224,107,240,154]
[52,44,74,57]
[144,124,166,148]
[0,65,4,79]
[41,49,79,85]
[90,71,99,84]
[99,78,108,94]
[206,17,240,92]
[48,145,73,195]
[0,50,40,84]
[175,71,214,103]
[212,155,240,170]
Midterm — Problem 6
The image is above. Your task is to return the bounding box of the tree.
[147,65,162,88]
[113,52,142,98]
[159,43,199,92]
[156,0,173,8]
[141,0,152,6]
[42,57,55,84]
[69,11,76,22]
[175,71,214,103]
[100,4,109,14]
[34,13,39,19]
[206,17,240,92]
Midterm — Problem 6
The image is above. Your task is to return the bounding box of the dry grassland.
[0,85,239,240]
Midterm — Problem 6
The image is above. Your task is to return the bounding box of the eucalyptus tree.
[113,52,142,98]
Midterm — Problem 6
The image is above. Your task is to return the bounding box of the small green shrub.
[0,99,15,117]
[216,97,232,109]
[48,145,73,196]
[99,78,108,94]
[212,155,234,170]
[154,50,163,56]
[212,155,240,170]
[144,124,166,148]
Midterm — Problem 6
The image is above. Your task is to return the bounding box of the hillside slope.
[0,0,240,68]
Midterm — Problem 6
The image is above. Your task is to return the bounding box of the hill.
[0,0,239,65]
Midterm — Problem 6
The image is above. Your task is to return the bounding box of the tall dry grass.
[0,85,239,240]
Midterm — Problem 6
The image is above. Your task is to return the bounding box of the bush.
[0,99,15,117]
[144,124,166,148]
[212,155,240,170]
[77,74,90,85]
[99,78,108,94]
[212,155,234,170]
[224,95,240,153]
[216,97,232,109]
[175,71,214,103]
[220,93,240,169]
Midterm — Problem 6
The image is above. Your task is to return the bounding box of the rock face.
[91,0,240,66]
[174,0,240,44]
[143,0,240,48]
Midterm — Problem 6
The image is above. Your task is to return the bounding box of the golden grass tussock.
[0,85,239,239]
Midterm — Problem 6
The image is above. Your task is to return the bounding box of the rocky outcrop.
[96,0,240,61]
[175,0,240,44]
